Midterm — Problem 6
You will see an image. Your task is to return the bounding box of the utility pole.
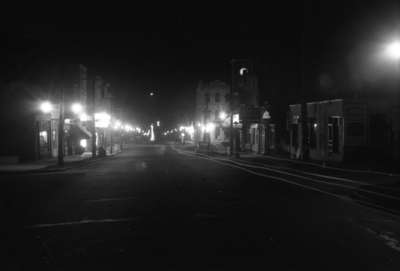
[57,88,65,166]
[230,59,234,156]
[90,76,97,158]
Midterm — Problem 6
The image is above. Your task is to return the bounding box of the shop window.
[39,131,48,144]
[328,117,342,154]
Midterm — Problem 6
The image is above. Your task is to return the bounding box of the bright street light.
[71,103,83,114]
[385,41,400,60]
[219,111,227,120]
[39,101,53,114]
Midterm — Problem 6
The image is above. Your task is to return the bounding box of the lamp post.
[57,89,65,166]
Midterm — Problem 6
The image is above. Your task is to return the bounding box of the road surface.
[1,144,400,270]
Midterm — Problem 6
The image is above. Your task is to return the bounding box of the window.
[215,92,220,103]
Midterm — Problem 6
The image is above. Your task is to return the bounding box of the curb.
[0,152,122,175]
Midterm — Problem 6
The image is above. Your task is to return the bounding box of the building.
[194,80,230,148]
[288,99,368,162]
[34,65,116,160]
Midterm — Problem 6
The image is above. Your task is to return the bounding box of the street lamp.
[384,39,400,160]
[385,41,400,60]
[39,101,53,114]
[71,103,83,114]
[219,111,227,120]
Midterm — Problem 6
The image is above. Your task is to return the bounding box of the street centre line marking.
[26,217,140,229]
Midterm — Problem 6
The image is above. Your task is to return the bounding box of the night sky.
[1,1,399,127]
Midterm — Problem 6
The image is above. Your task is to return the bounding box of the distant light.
[150,124,155,141]
[313,123,318,129]
[385,41,400,60]
[64,118,71,124]
[157,120,160,127]
[219,111,227,120]
[113,120,122,130]
[95,112,111,128]
[181,133,185,137]
[149,92,155,96]
[239,67,248,76]
[186,125,194,139]
[205,122,215,133]
[233,113,240,124]
[39,131,47,138]
[124,124,133,132]
[80,139,87,148]
[79,113,90,122]
[136,127,141,133]
[179,126,184,131]
[39,101,53,114]
[197,123,202,127]
[71,103,83,114]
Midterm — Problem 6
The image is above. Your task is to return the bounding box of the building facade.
[194,80,230,147]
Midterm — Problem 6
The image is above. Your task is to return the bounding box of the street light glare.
[71,103,83,114]
[219,111,227,120]
[39,101,53,113]
[385,41,400,60]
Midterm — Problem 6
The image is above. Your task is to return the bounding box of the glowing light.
[71,103,83,114]
[239,67,248,76]
[186,125,194,138]
[219,111,227,120]
[95,112,111,128]
[39,101,53,114]
[150,124,155,141]
[64,118,71,124]
[179,126,184,131]
[233,114,240,124]
[136,127,141,133]
[197,123,201,127]
[124,124,133,132]
[205,122,215,133]
[313,123,318,129]
[181,133,185,137]
[385,41,400,60]
[113,120,122,130]
[157,121,160,127]
[80,139,87,148]
[39,131,47,138]
[79,113,90,122]
[149,92,155,96]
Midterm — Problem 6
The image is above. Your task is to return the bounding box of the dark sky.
[1,1,399,127]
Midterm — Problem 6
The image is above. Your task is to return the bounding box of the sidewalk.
[0,151,120,174]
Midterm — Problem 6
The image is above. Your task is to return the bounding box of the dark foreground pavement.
[1,144,400,270]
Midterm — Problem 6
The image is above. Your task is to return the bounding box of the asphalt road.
[1,144,400,270]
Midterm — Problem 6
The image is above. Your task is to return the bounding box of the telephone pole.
[57,88,65,166]
[89,76,97,158]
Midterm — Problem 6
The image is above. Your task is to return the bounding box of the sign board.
[262,110,271,119]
